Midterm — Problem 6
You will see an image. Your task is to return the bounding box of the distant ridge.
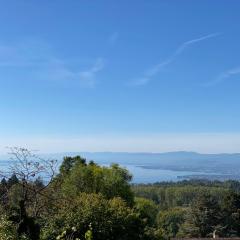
[30,151,240,175]
[1,151,240,175]
[1,151,240,181]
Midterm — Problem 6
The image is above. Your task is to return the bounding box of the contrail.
[132,32,222,86]
[205,66,240,87]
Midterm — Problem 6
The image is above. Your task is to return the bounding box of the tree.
[61,161,134,205]
[0,178,8,206]
[41,193,142,240]
[134,197,158,226]
[59,156,86,176]
[0,215,17,240]
[221,191,240,236]
[0,147,57,240]
[157,207,186,238]
[7,174,19,188]
[180,193,222,237]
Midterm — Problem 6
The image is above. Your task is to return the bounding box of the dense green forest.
[1,148,240,240]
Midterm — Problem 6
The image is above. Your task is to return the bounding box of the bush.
[41,193,142,240]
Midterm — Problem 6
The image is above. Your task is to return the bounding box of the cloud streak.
[132,32,222,86]
[78,58,105,86]
[0,39,105,87]
[205,66,240,87]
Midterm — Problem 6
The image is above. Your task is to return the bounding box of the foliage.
[157,207,186,238]
[1,150,240,240]
[0,215,17,240]
[41,193,142,240]
[179,194,222,237]
[133,183,229,208]
[221,191,240,236]
[134,197,158,226]
[59,156,87,176]
[0,148,57,240]
[61,160,134,205]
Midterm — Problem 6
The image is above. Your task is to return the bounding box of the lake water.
[101,164,212,183]
[121,165,219,183]
[0,160,217,183]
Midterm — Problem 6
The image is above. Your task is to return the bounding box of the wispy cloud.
[0,39,105,87]
[131,32,222,86]
[78,58,105,86]
[204,66,240,87]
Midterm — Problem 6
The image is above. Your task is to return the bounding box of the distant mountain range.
[43,151,240,175]
[1,151,240,181]
[1,151,240,175]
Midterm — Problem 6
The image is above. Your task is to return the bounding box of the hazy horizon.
[1,132,240,154]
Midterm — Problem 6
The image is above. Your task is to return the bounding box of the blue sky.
[0,1,240,153]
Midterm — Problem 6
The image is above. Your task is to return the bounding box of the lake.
[100,163,216,183]
[125,165,204,183]
[0,159,233,183]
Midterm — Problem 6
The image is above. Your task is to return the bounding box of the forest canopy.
[0,148,240,240]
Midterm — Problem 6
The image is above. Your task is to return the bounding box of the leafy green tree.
[157,207,186,239]
[59,156,86,176]
[41,193,142,240]
[61,161,134,205]
[134,197,158,226]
